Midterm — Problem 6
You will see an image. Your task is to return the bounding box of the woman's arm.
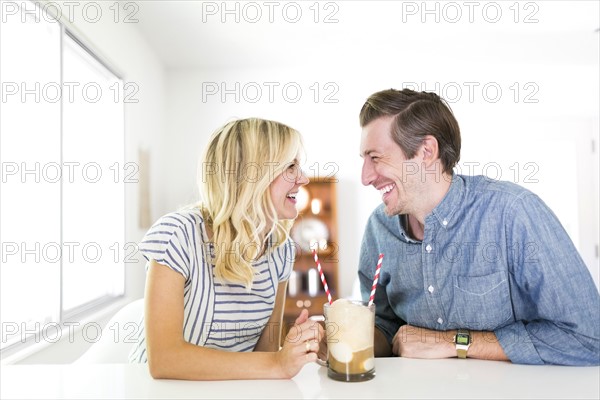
[145,260,321,380]
[254,281,288,352]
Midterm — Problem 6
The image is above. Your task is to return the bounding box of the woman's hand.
[275,309,324,378]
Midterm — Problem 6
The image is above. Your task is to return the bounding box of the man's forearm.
[469,331,509,361]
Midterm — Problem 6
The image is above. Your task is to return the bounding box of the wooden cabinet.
[283,177,338,329]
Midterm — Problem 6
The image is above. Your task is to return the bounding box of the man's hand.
[392,324,455,359]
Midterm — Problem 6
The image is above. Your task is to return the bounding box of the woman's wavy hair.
[197,118,303,288]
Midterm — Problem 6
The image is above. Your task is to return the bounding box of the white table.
[1,358,598,399]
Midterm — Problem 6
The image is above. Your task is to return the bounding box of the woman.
[129,118,323,379]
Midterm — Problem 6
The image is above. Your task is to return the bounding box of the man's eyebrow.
[360,150,375,158]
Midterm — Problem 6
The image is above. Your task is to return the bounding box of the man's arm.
[391,325,509,361]
[497,193,600,365]
[358,210,405,358]
[375,326,393,357]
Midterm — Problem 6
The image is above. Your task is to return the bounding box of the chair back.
[74,298,144,364]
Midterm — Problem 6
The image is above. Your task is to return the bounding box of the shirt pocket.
[451,271,513,331]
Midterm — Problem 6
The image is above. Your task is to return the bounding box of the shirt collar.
[427,174,464,230]
[397,214,420,244]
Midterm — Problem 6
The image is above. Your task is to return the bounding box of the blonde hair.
[197,118,303,288]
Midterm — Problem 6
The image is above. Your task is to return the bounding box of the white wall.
[163,58,599,298]
[14,0,166,364]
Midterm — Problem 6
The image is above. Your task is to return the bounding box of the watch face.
[456,334,470,345]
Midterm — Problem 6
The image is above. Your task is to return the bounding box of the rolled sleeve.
[495,322,543,365]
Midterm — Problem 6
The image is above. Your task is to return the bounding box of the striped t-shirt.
[129,208,294,363]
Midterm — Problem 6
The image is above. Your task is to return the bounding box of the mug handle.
[316,358,328,367]
[309,315,328,366]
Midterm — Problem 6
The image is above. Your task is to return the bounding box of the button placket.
[423,222,446,329]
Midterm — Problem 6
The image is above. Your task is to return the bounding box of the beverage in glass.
[324,299,375,382]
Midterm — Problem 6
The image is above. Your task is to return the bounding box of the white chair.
[74,298,144,364]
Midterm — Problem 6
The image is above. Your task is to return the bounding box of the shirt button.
[437,317,444,324]
[442,219,448,226]
[426,244,432,253]
[428,285,434,293]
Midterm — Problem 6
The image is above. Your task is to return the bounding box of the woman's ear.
[420,135,439,168]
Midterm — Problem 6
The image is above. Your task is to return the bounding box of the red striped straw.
[312,249,332,305]
[368,254,384,307]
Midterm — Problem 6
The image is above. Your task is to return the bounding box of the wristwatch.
[454,329,471,359]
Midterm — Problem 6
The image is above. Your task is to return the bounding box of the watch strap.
[457,347,468,359]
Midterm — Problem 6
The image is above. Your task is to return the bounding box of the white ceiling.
[133,1,600,69]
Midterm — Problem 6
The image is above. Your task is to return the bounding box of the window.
[1,1,125,353]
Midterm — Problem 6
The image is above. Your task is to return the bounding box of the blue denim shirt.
[359,174,600,365]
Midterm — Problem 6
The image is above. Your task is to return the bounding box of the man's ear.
[420,135,439,168]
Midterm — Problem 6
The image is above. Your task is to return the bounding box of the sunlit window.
[0,0,125,352]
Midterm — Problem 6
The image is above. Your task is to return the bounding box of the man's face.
[360,116,422,216]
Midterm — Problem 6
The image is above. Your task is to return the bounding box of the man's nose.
[361,159,376,186]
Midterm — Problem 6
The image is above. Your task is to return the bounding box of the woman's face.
[269,159,309,220]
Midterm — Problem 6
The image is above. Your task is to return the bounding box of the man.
[358,88,600,365]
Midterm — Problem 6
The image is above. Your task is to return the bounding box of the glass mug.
[320,299,376,382]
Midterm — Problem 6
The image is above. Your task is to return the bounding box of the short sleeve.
[272,238,295,282]
[138,212,201,281]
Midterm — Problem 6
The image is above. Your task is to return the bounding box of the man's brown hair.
[359,89,461,174]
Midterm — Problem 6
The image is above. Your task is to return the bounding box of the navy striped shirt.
[129,208,294,363]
